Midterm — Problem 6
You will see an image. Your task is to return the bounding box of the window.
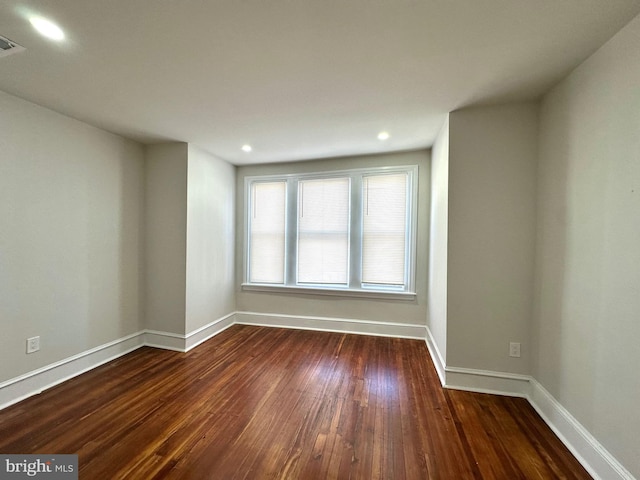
[249,181,286,284]
[244,165,418,298]
[298,177,350,285]
[362,173,408,287]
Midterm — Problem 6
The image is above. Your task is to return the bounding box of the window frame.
[242,165,418,300]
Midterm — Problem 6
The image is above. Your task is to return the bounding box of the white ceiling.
[1,1,639,165]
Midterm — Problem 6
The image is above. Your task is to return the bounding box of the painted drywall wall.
[144,143,188,335]
[185,145,236,333]
[447,103,538,375]
[428,116,449,362]
[534,13,640,477]
[0,91,144,383]
[235,150,430,326]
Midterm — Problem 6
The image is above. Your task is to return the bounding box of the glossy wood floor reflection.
[0,325,590,479]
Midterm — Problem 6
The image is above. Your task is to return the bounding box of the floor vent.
[0,35,25,58]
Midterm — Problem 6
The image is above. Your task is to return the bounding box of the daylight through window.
[244,165,417,296]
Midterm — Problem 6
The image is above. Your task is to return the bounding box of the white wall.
[185,145,236,333]
[144,143,188,335]
[235,150,430,327]
[0,91,145,383]
[144,143,236,338]
[428,116,449,363]
[447,103,538,375]
[534,13,640,477]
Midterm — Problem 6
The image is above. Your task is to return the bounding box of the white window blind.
[249,181,286,284]
[244,165,417,297]
[362,173,407,286]
[298,177,350,284]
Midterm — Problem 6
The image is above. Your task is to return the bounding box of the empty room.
[1,1,639,479]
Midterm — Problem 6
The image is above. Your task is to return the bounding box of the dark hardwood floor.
[0,325,591,479]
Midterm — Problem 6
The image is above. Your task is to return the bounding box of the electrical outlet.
[27,336,40,354]
[509,342,521,358]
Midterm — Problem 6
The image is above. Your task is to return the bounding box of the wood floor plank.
[0,325,592,479]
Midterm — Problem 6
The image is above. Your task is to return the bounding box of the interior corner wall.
[0,90,145,384]
[534,13,640,477]
[447,102,538,375]
[144,143,188,335]
[428,116,449,362]
[185,145,236,334]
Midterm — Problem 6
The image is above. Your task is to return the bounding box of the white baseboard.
[235,311,427,339]
[144,312,237,352]
[424,331,633,480]
[424,327,446,386]
[144,330,186,352]
[438,366,632,479]
[4,311,411,412]
[0,313,238,410]
[528,379,635,480]
[0,331,145,410]
[444,366,531,398]
[1,315,634,480]
[424,327,530,398]
[185,312,236,351]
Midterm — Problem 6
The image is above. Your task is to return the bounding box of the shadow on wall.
[533,85,593,422]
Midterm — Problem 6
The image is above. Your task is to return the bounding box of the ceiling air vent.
[0,35,25,58]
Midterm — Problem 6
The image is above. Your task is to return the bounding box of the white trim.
[184,312,236,351]
[443,366,531,398]
[143,313,238,352]
[0,312,421,411]
[433,360,634,480]
[241,283,416,301]
[143,330,186,352]
[0,313,239,409]
[0,331,145,410]
[235,311,426,339]
[244,165,419,295]
[528,378,635,480]
[0,314,634,480]
[424,326,446,386]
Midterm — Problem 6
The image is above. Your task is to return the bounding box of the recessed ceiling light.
[29,16,65,41]
[241,144,252,152]
[377,131,390,141]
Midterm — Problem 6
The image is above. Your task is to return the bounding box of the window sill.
[241,283,416,301]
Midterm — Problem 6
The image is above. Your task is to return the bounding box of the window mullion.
[349,175,362,289]
[285,178,298,286]
[406,167,418,292]
[244,165,417,295]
